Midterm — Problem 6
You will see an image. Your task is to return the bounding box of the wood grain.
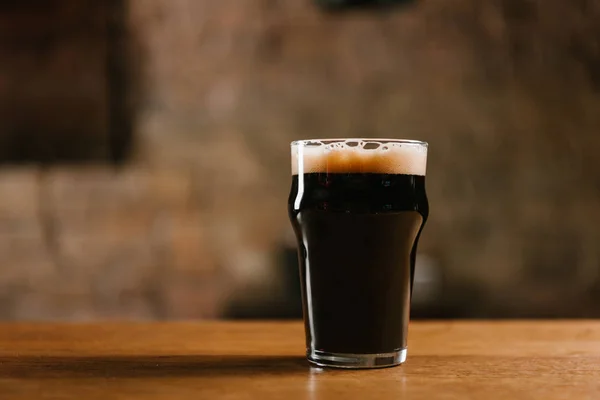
[1,321,599,399]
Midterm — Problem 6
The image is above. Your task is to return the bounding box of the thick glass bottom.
[307,348,407,369]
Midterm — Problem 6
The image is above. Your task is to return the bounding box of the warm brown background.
[0,0,599,320]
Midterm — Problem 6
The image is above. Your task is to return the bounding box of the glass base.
[307,348,407,369]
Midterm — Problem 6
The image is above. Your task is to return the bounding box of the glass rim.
[290,138,428,147]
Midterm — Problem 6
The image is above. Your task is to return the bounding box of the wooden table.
[1,321,599,399]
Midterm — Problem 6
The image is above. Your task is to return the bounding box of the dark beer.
[288,139,428,368]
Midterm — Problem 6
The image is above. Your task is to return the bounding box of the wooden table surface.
[1,321,600,399]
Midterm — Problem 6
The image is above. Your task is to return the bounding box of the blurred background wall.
[0,0,599,320]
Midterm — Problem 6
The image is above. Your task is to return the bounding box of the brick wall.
[0,0,599,319]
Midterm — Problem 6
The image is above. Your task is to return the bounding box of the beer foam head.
[291,139,427,175]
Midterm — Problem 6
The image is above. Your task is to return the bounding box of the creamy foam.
[291,139,427,176]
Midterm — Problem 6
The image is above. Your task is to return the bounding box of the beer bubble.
[292,139,427,176]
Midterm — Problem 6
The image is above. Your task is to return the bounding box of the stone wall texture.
[0,0,599,319]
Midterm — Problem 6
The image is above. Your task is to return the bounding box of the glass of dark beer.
[288,139,428,369]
